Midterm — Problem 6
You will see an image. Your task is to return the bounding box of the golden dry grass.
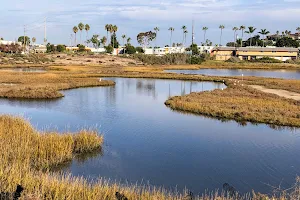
[166,84,300,127]
[0,71,115,99]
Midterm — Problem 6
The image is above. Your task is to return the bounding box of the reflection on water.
[166,69,300,79]
[0,77,299,195]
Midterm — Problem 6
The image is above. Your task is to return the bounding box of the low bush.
[132,53,202,65]
[251,56,282,63]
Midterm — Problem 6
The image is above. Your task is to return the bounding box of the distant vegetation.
[131,53,205,65]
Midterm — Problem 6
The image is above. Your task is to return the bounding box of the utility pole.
[44,17,47,46]
[192,19,195,46]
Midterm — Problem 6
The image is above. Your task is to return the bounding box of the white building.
[0,40,22,46]
[198,46,214,54]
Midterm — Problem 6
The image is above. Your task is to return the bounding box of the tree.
[78,44,86,52]
[184,30,188,46]
[245,26,256,47]
[202,27,208,43]
[258,29,270,47]
[122,34,126,46]
[219,25,225,46]
[127,37,131,45]
[73,26,78,46]
[110,33,119,48]
[100,36,107,47]
[90,35,100,48]
[239,25,245,47]
[154,27,160,47]
[18,36,30,45]
[244,35,263,47]
[105,45,113,53]
[168,27,174,47]
[104,24,112,46]
[137,31,156,49]
[32,37,36,46]
[296,27,300,39]
[181,26,187,46]
[111,25,118,49]
[186,43,199,55]
[78,23,84,45]
[57,45,66,52]
[135,47,144,53]
[125,44,136,54]
[276,37,299,48]
[85,24,90,46]
[232,27,239,47]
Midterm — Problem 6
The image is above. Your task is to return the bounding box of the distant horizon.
[1,0,300,46]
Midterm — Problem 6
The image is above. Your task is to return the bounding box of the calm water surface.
[166,69,300,79]
[0,78,299,195]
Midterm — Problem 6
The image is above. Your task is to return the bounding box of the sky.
[1,0,300,46]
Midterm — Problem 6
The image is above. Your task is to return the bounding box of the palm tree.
[127,37,131,45]
[111,25,118,48]
[258,29,270,47]
[85,24,90,46]
[78,23,84,45]
[168,27,175,47]
[219,25,225,46]
[245,26,256,47]
[297,27,300,36]
[181,26,187,46]
[239,25,245,47]
[73,26,78,46]
[154,27,160,47]
[105,24,112,46]
[184,30,188,46]
[202,27,208,43]
[232,27,239,47]
[122,34,126,46]
[100,36,107,47]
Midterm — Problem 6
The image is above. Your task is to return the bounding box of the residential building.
[198,46,215,54]
[211,47,298,61]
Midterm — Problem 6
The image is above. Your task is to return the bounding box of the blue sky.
[1,0,300,46]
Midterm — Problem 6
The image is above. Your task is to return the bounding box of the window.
[272,51,276,53]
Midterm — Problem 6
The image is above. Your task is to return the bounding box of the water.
[166,69,300,79]
[0,68,46,72]
[0,77,300,195]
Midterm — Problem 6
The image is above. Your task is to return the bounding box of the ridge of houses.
[1,39,299,61]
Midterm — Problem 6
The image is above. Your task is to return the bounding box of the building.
[0,40,22,46]
[198,46,215,54]
[211,47,298,61]
[33,45,47,53]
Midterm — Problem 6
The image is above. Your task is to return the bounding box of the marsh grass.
[0,72,115,99]
[165,84,300,127]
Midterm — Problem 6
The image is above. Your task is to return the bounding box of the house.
[211,47,298,61]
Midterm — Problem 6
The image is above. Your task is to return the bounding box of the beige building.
[211,47,298,61]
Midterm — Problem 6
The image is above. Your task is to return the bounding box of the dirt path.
[250,85,300,101]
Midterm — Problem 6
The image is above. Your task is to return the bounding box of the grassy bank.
[0,71,115,99]
[201,60,300,69]
[165,84,300,127]
[1,116,300,199]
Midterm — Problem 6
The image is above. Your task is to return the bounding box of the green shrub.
[136,47,144,53]
[78,45,86,52]
[251,56,282,63]
[225,56,242,63]
[105,45,113,54]
[125,45,136,54]
[132,53,202,65]
[57,45,66,52]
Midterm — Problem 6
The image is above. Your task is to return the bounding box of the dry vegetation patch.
[166,85,300,127]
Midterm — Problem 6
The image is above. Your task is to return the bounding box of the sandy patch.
[250,85,300,101]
